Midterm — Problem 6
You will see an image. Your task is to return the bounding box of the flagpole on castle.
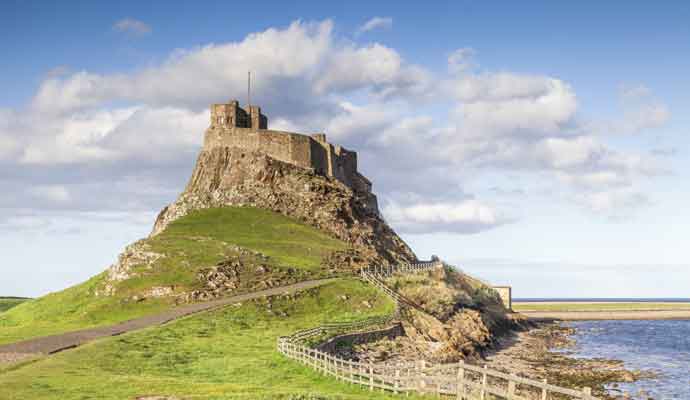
[247,71,251,107]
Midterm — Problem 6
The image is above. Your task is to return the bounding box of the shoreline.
[484,321,650,400]
[520,310,690,321]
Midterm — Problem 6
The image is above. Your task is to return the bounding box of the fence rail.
[277,261,598,399]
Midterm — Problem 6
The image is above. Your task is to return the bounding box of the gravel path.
[0,278,335,356]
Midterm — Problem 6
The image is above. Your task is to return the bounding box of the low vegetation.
[0,297,29,313]
[0,207,347,346]
[386,266,505,320]
[0,279,412,400]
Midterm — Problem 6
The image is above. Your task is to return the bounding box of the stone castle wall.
[203,100,379,214]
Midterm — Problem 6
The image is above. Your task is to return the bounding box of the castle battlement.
[203,100,377,213]
[211,100,267,130]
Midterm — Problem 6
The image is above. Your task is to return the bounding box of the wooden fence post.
[456,361,465,400]
[369,363,374,391]
[541,378,548,400]
[480,365,488,400]
[582,387,592,400]
[507,377,516,400]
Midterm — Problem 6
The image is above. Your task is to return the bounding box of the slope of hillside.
[0,298,29,313]
[0,279,407,400]
[0,207,347,346]
[154,147,417,268]
[346,267,528,363]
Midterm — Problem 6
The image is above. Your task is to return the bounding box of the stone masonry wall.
[204,126,362,194]
[203,101,376,213]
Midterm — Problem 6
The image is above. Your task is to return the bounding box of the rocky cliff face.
[152,146,417,269]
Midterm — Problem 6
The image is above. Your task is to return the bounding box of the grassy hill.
[0,207,347,346]
[0,279,409,400]
[0,298,29,313]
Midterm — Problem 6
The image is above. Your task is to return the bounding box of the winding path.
[0,278,335,356]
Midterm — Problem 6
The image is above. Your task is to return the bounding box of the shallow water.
[565,320,690,400]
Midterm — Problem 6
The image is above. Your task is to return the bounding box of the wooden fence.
[277,261,598,399]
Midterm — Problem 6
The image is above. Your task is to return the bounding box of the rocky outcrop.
[152,147,416,268]
[341,268,529,364]
[96,241,165,296]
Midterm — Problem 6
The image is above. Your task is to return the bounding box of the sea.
[514,299,690,399]
[563,319,690,400]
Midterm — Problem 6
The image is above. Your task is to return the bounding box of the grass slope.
[0,279,411,400]
[0,298,29,313]
[0,207,346,345]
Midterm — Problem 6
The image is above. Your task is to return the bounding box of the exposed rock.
[151,148,416,268]
[96,241,164,296]
[342,268,529,364]
[143,286,175,298]
[184,259,243,301]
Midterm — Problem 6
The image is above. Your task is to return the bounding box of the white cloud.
[383,199,510,234]
[31,20,429,116]
[356,17,393,35]
[575,189,651,215]
[447,48,477,74]
[324,101,397,141]
[592,84,670,135]
[448,73,578,138]
[29,185,71,204]
[113,18,152,36]
[0,20,673,236]
[556,171,631,189]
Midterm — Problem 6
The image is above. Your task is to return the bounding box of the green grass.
[158,207,346,270]
[513,302,690,312]
[0,207,347,346]
[0,279,411,400]
[0,298,29,313]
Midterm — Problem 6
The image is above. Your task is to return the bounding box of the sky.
[1,1,688,298]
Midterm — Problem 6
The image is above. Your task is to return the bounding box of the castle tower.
[248,105,268,129]
[210,100,267,128]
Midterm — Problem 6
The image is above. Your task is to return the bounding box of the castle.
[205,100,379,213]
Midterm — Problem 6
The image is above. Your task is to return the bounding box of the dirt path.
[0,278,336,356]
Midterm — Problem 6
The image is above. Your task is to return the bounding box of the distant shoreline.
[514,300,690,320]
[520,310,690,321]
[514,298,690,303]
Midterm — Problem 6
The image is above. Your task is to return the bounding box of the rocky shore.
[484,322,655,399]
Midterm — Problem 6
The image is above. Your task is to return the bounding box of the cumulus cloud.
[447,48,477,74]
[356,17,393,35]
[591,84,670,136]
[113,18,152,36]
[29,185,71,204]
[32,20,429,117]
[382,199,511,234]
[575,189,652,217]
[0,19,672,237]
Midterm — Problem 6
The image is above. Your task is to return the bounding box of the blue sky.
[1,1,688,298]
